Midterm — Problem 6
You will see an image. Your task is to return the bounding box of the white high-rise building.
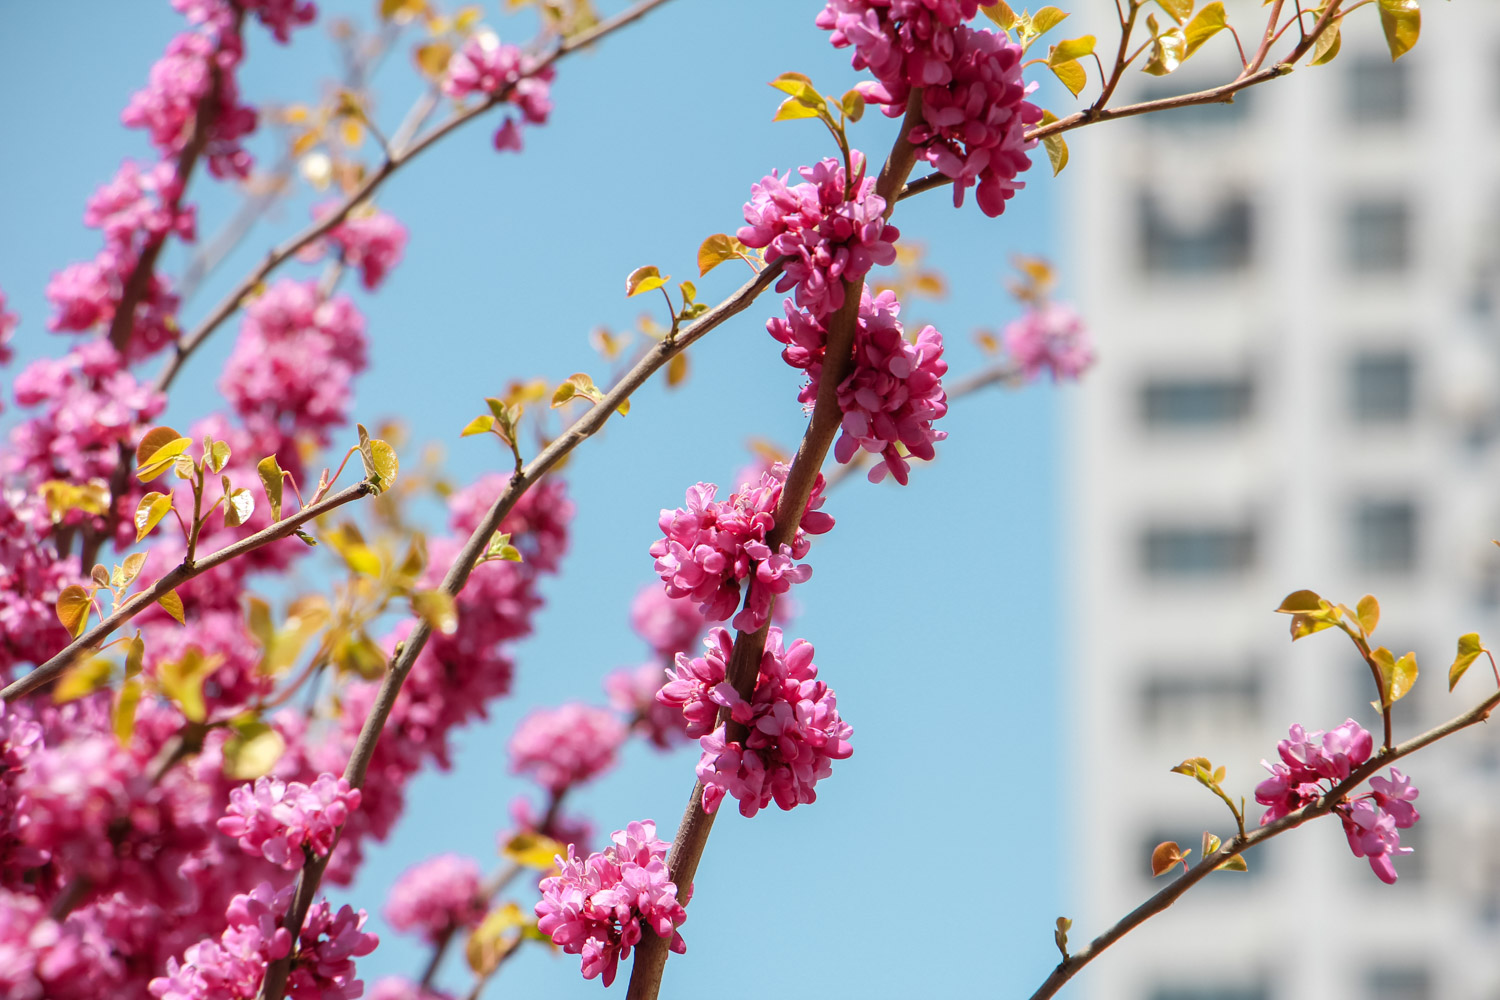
[1065,8,1500,1000]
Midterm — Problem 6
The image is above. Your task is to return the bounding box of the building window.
[1352,500,1418,573]
[1141,374,1255,428]
[1142,525,1256,578]
[1346,54,1410,123]
[1140,671,1262,731]
[1349,350,1414,423]
[1365,967,1430,1000]
[1139,193,1253,274]
[1344,199,1411,273]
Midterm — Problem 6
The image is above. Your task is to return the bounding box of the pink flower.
[534,821,687,987]
[368,979,454,1000]
[650,464,833,633]
[657,629,735,740]
[1002,303,1094,382]
[288,900,379,999]
[318,205,408,291]
[629,584,707,660]
[0,289,16,367]
[508,705,625,793]
[384,854,485,944]
[670,628,853,818]
[738,155,899,320]
[217,774,360,870]
[442,32,555,152]
[606,663,690,750]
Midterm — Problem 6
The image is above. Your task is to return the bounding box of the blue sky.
[0,3,1073,996]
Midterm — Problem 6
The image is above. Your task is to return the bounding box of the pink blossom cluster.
[313,205,409,292]
[1003,303,1094,381]
[368,979,453,1000]
[738,155,900,320]
[149,881,376,1000]
[220,279,368,446]
[817,1,1042,216]
[605,663,691,750]
[442,33,555,152]
[651,463,834,632]
[383,854,485,944]
[0,703,44,884]
[629,584,707,661]
[122,25,255,178]
[534,821,687,988]
[0,887,123,999]
[509,704,626,793]
[173,0,319,45]
[45,249,181,360]
[0,494,77,679]
[1254,720,1421,883]
[659,628,853,818]
[769,288,948,485]
[217,774,361,870]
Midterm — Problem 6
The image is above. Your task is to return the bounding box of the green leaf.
[1377,0,1419,61]
[208,440,231,474]
[552,373,605,408]
[124,634,145,678]
[222,477,256,528]
[113,678,142,746]
[625,265,669,297]
[256,455,284,522]
[134,426,187,482]
[768,72,826,111]
[412,589,459,636]
[1218,854,1249,872]
[502,831,567,870]
[136,433,194,483]
[840,88,865,122]
[1371,647,1418,707]
[1154,0,1194,24]
[980,0,1019,30]
[1049,35,1096,64]
[120,551,148,589]
[773,96,822,121]
[56,585,91,638]
[461,414,496,437]
[158,588,186,625]
[697,234,746,276]
[1183,1,1225,58]
[1143,16,1188,75]
[1049,59,1087,97]
[1029,6,1069,37]
[370,439,399,492]
[55,656,112,703]
[1275,589,1325,614]
[1310,19,1342,65]
[223,718,287,779]
[1450,632,1485,691]
[1356,594,1380,636]
[134,491,173,543]
[157,646,221,722]
[1038,111,1069,175]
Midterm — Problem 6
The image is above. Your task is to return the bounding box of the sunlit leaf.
[1310,19,1342,65]
[1154,0,1194,24]
[667,351,689,388]
[1143,17,1188,75]
[1049,35,1095,64]
[208,440,231,474]
[503,831,567,869]
[55,656,112,703]
[1183,1,1225,58]
[1218,854,1249,872]
[773,96,822,121]
[768,72,825,111]
[125,634,145,678]
[1049,59,1087,97]
[697,234,746,276]
[1356,594,1380,636]
[412,589,459,636]
[840,88,865,122]
[158,588,186,625]
[223,718,287,779]
[1030,6,1069,37]
[1450,633,1486,691]
[980,0,1019,30]
[1038,111,1069,175]
[120,551,148,589]
[625,265,668,298]
[370,439,399,492]
[257,456,285,522]
[1151,840,1188,877]
[157,646,222,722]
[56,585,92,638]
[113,678,142,746]
[1377,0,1419,61]
[467,902,529,976]
[222,477,256,528]
[415,40,455,78]
[1275,590,1325,614]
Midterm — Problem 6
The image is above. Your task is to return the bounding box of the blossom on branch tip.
[1002,303,1094,382]
[384,854,486,944]
[534,820,687,987]
[442,32,555,153]
[217,773,361,870]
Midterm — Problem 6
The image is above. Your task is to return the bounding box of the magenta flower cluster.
[314,205,409,292]
[383,854,486,944]
[148,881,376,1000]
[1254,720,1421,883]
[769,288,948,485]
[659,628,853,818]
[509,704,627,794]
[534,821,688,988]
[217,774,361,871]
[1003,303,1095,382]
[442,32,555,152]
[651,463,834,633]
[738,155,899,321]
[818,0,1042,216]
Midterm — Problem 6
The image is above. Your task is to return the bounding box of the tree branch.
[1,481,373,702]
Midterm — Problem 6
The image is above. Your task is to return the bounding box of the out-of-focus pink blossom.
[367,979,454,1000]
[650,464,833,632]
[628,584,706,661]
[605,663,689,750]
[1002,303,1094,382]
[534,821,687,987]
[442,32,555,152]
[384,854,485,944]
[0,289,16,367]
[217,774,360,870]
[316,205,408,291]
[508,705,625,793]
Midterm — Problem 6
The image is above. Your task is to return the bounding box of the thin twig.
[1,482,373,702]
[1026,684,1500,1000]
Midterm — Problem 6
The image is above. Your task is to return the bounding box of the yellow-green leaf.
[1049,59,1087,97]
[1218,854,1249,872]
[773,95,822,121]
[1388,651,1418,704]
[1154,0,1194,24]
[1275,589,1325,614]
[1377,0,1419,61]
[1356,594,1380,636]
[625,265,668,298]
[503,831,567,869]
[222,480,256,529]
[332,631,387,679]
[840,87,865,122]
[768,72,825,110]
[1029,6,1069,37]
[56,585,92,638]
[158,588,186,625]
[697,234,745,276]
[135,425,184,468]
[1311,19,1342,65]
[1183,1,1225,58]
[55,656,112,703]
[371,439,398,491]
[1038,111,1068,175]
[257,455,284,522]
[157,647,221,722]
[125,634,145,678]
[136,434,193,483]
[461,414,496,437]
[1450,633,1485,691]
[467,902,529,976]
[415,40,455,79]
[1143,20,1188,75]
[114,679,142,746]
[980,0,1019,30]
[134,492,173,543]
[552,373,603,408]
[120,551,148,589]
[411,589,459,636]
[223,719,287,779]
[1049,35,1095,64]
[208,440,231,474]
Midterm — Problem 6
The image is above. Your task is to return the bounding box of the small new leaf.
[1356,594,1380,636]
[1183,1,1226,58]
[1151,841,1189,877]
[697,234,747,276]
[158,588,186,625]
[412,590,459,636]
[55,656,112,703]
[1155,0,1194,25]
[56,585,91,638]
[1377,0,1419,61]
[1311,19,1343,65]
[1143,17,1188,75]
[136,432,193,483]
[773,96,822,121]
[503,831,567,870]
[208,440,231,474]
[1049,59,1087,96]
[257,456,285,522]
[625,265,668,297]
[223,719,287,779]
[980,0,1019,30]
[1038,110,1068,175]
[113,679,142,746]
[461,414,496,437]
[1449,632,1486,691]
[1054,916,1071,958]
[222,480,256,529]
